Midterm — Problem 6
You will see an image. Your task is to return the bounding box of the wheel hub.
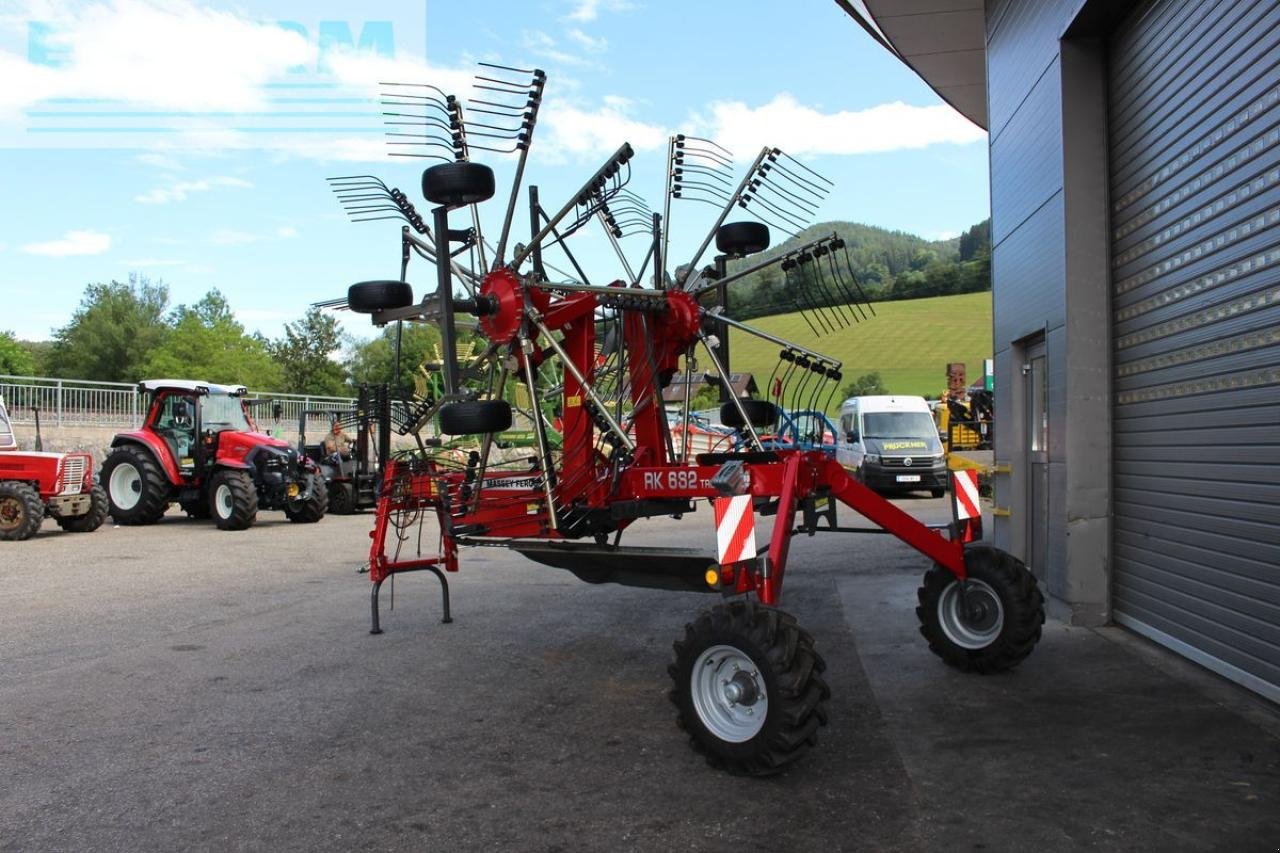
[690,644,767,743]
[0,497,20,528]
[937,578,1005,650]
[723,671,760,706]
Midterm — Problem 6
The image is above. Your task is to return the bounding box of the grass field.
[727,291,993,406]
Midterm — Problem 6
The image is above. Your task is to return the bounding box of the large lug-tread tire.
[669,600,830,776]
[916,542,1045,673]
[439,400,513,435]
[285,476,327,524]
[348,280,413,314]
[715,221,770,257]
[56,484,108,533]
[208,469,258,531]
[720,399,779,430]
[0,481,44,541]
[101,445,170,525]
[422,161,496,207]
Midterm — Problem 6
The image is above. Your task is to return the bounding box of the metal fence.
[0,375,358,429]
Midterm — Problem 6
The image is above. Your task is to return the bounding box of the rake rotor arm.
[703,307,841,368]
[680,147,769,287]
[511,143,635,271]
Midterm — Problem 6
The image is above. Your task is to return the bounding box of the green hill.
[725,291,992,405]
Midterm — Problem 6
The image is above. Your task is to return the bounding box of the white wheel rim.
[215,484,233,519]
[109,463,142,510]
[690,644,767,743]
[938,578,1005,650]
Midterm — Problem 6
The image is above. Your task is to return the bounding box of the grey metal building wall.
[1108,0,1280,702]
[986,0,1111,625]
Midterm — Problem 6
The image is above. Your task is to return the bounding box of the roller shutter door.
[1108,0,1280,701]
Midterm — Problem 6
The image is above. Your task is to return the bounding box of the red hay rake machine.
[327,65,1045,776]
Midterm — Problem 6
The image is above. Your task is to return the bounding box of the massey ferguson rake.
[333,66,1045,776]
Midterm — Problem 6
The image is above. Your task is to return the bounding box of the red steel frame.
[367,275,969,604]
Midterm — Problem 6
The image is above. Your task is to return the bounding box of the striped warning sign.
[953,469,981,520]
[713,494,757,564]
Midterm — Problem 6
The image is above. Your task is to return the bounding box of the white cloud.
[0,0,314,117]
[275,226,298,239]
[566,29,607,53]
[134,176,252,204]
[134,152,184,171]
[522,30,593,68]
[542,95,667,160]
[698,94,987,158]
[22,230,111,257]
[564,0,632,22]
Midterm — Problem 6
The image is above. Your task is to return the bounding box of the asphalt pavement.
[2,497,1278,851]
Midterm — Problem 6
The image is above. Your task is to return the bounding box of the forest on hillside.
[720,218,990,321]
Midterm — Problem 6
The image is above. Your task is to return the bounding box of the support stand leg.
[369,567,453,634]
[370,580,384,635]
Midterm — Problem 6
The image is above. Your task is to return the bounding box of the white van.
[836,395,947,496]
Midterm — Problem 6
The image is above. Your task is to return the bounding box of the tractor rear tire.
[327,482,354,515]
[285,477,327,524]
[669,600,830,776]
[56,484,108,533]
[348,280,413,314]
[720,399,778,430]
[715,221,770,257]
[439,400,513,435]
[916,542,1045,673]
[422,161,496,207]
[102,446,170,525]
[209,469,258,531]
[0,481,44,541]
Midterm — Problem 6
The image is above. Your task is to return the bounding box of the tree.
[270,307,348,396]
[347,322,444,396]
[140,290,283,389]
[0,331,35,375]
[842,371,888,398]
[47,274,169,381]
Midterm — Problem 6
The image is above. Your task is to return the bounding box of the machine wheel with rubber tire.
[0,481,44,541]
[327,482,354,515]
[916,542,1044,673]
[285,477,328,524]
[439,400,513,435]
[208,469,258,531]
[421,161,496,207]
[348,280,413,313]
[715,221,770,257]
[56,484,109,533]
[669,600,830,776]
[101,445,171,525]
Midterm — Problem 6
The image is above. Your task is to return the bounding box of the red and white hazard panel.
[713,494,757,564]
[952,469,981,518]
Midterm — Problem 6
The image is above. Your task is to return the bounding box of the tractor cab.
[0,395,16,451]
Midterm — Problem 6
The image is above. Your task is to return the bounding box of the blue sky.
[0,0,989,346]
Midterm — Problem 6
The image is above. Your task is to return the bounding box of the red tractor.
[0,394,108,541]
[100,380,327,530]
